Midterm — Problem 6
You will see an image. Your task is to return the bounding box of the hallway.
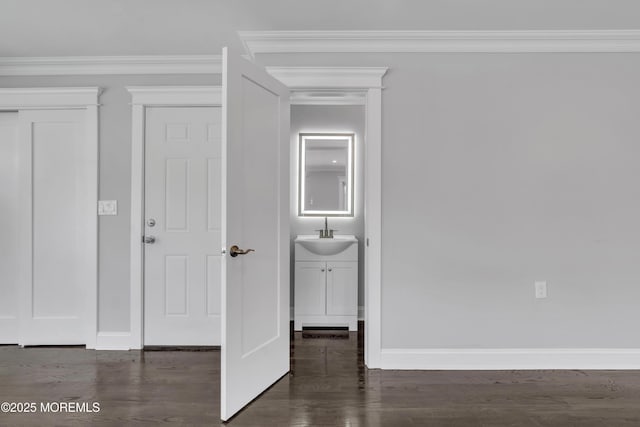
[1,328,640,425]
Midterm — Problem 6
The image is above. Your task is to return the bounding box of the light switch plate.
[98,200,118,216]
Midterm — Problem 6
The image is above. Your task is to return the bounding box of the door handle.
[229,245,255,257]
[143,235,156,244]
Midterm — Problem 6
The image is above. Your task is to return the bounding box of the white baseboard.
[379,348,640,370]
[95,332,132,350]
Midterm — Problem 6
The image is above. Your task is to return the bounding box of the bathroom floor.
[1,326,640,426]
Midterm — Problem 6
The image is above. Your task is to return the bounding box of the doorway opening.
[265,66,386,367]
[290,103,365,342]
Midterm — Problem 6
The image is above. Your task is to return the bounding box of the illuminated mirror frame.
[298,132,355,217]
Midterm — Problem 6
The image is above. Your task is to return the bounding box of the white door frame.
[128,86,222,349]
[265,67,387,368]
[0,87,100,349]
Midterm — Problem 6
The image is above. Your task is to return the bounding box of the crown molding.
[266,67,388,89]
[0,55,222,76]
[240,30,640,56]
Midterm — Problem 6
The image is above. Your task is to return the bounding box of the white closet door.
[0,113,20,343]
[143,106,222,346]
[18,109,87,345]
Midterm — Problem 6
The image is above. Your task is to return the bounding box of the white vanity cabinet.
[294,237,358,331]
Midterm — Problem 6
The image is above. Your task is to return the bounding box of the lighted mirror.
[299,133,354,217]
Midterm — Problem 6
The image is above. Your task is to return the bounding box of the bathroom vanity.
[294,235,358,331]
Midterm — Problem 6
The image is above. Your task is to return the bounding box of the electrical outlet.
[534,281,547,299]
[98,200,118,216]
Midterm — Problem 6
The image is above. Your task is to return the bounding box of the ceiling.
[2,0,639,57]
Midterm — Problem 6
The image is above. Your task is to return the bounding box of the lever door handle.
[143,235,156,244]
[229,245,255,257]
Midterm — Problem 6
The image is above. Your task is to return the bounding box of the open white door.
[220,48,290,421]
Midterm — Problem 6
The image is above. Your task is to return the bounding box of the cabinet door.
[294,261,326,315]
[326,261,358,316]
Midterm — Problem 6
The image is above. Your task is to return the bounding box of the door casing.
[128,86,222,349]
[266,67,387,368]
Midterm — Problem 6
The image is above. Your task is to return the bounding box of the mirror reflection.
[299,133,354,217]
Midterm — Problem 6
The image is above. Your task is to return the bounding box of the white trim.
[364,87,383,369]
[0,87,101,109]
[0,55,222,76]
[380,348,640,370]
[240,30,640,56]
[291,91,365,106]
[128,86,222,106]
[128,86,222,350]
[95,332,133,351]
[0,87,99,349]
[84,103,99,349]
[266,67,387,89]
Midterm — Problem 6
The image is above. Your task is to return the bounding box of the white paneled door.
[18,109,88,345]
[221,48,290,421]
[0,113,19,343]
[144,106,222,345]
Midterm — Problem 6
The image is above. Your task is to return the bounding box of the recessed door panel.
[19,109,87,345]
[165,159,190,231]
[165,255,188,316]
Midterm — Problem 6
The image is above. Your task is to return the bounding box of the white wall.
[260,52,640,351]
[4,1,640,357]
[0,74,220,333]
[380,53,640,349]
[5,52,640,352]
[290,105,365,310]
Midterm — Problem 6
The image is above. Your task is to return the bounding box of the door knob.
[143,235,156,244]
[229,245,255,257]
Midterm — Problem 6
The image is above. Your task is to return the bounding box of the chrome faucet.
[317,217,335,239]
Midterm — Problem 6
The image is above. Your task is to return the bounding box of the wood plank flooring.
[1,327,640,426]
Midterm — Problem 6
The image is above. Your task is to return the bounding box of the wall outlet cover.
[98,200,118,216]
[534,281,547,299]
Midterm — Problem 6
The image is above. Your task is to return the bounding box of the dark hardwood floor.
[2,327,640,426]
